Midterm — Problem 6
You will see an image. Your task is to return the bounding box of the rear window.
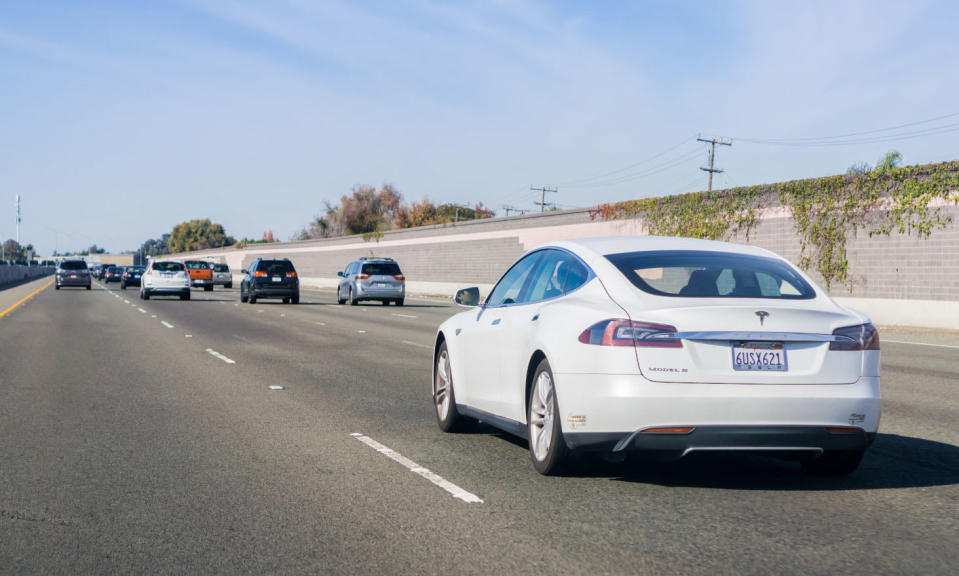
[361,262,401,276]
[184,261,210,270]
[126,266,145,273]
[59,261,87,270]
[605,250,815,299]
[213,264,229,272]
[153,262,184,272]
[258,260,294,275]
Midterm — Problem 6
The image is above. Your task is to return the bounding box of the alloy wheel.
[529,371,555,462]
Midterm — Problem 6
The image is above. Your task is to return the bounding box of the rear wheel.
[282,297,290,304]
[120,283,126,290]
[382,300,390,306]
[528,358,569,475]
[180,291,190,301]
[86,284,91,290]
[55,284,60,290]
[204,285,213,292]
[396,298,405,306]
[434,341,475,432]
[349,288,358,306]
[225,283,232,289]
[802,449,865,476]
[291,294,299,304]
[142,289,150,300]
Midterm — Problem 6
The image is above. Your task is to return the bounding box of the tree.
[140,234,170,257]
[168,219,235,253]
[846,161,872,174]
[876,150,902,171]
[3,239,21,261]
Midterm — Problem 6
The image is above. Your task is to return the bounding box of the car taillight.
[124,273,131,278]
[285,271,297,278]
[578,319,682,348]
[829,323,880,351]
[254,271,267,277]
[356,273,370,280]
[393,275,405,281]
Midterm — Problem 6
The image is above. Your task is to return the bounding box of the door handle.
[491,318,501,326]
[531,314,540,322]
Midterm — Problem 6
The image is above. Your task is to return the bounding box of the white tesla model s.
[433,236,880,475]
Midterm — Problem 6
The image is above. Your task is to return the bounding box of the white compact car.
[140,260,192,301]
[433,237,880,475]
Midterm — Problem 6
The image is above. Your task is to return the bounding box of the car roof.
[545,236,778,260]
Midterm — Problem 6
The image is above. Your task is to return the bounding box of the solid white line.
[884,339,959,350]
[402,340,432,349]
[350,433,483,504]
[206,348,236,364]
[392,313,418,319]
[161,321,174,328]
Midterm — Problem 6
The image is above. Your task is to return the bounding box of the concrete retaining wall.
[0,266,54,287]
[165,205,959,329]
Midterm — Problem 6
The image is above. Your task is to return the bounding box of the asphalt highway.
[1,277,958,574]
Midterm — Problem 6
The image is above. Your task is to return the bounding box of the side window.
[525,250,571,303]
[348,262,358,276]
[563,259,590,293]
[486,253,542,307]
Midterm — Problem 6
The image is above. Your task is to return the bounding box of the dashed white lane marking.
[315,321,326,326]
[206,348,236,364]
[884,339,959,350]
[123,299,130,304]
[392,313,418,319]
[151,315,157,318]
[185,334,193,338]
[137,308,147,313]
[402,340,432,349]
[161,321,175,328]
[350,433,483,504]
[268,385,285,390]
[357,330,367,334]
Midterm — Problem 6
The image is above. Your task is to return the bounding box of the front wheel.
[337,287,346,305]
[802,449,865,476]
[528,358,569,475]
[248,294,257,304]
[120,283,126,290]
[434,342,475,432]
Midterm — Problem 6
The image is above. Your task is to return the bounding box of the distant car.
[120,265,146,290]
[240,258,299,304]
[212,263,233,288]
[434,236,881,476]
[103,266,123,283]
[55,260,91,290]
[184,260,214,291]
[141,260,191,301]
[337,257,405,306]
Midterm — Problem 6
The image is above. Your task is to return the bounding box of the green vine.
[591,161,959,290]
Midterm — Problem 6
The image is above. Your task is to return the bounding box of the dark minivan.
[56,260,91,290]
[241,258,299,304]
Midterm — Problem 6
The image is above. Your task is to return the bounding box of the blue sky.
[1,0,957,255]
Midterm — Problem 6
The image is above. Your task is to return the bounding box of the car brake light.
[124,273,131,278]
[356,273,370,279]
[254,271,267,277]
[393,275,405,280]
[578,319,682,348]
[285,271,297,278]
[829,323,880,351]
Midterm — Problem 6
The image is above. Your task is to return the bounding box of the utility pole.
[503,205,529,217]
[697,137,731,191]
[530,186,557,212]
[16,194,22,244]
[451,202,472,223]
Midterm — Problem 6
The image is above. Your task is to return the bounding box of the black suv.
[240,258,299,304]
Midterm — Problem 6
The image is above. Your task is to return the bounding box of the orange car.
[184,260,214,291]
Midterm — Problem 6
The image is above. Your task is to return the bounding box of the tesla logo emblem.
[756,311,770,326]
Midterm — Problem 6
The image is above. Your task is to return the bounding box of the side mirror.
[453,287,481,308]
[241,269,248,275]
[337,271,344,277]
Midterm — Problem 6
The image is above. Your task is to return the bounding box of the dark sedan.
[120,266,146,290]
[103,266,124,283]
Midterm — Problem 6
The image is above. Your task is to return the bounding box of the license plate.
[376,282,389,287]
[732,341,787,371]
[70,274,77,278]
[272,277,282,282]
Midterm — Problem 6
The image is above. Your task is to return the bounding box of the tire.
[433,341,476,433]
[382,300,390,306]
[55,284,60,290]
[282,297,290,304]
[396,298,405,307]
[86,284,91,290]
[120,283,126,290]
[528,358,570,475]
[802,449,865,476]
[249,294,257,304]
[291,294,299,304]
[337,287,346,305]
[349,288,358,306]
[142,289,150,300]
[240,290,248,303]
[204,285,213,292]
[226,283,232,289]
[181,291,190,301]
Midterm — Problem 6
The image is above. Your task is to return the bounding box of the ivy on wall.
[590,161,959,289]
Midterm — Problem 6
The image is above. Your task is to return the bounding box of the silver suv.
[337,257,405,306]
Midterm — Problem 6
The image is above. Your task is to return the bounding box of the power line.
[733,111,959,146]
[502,205,529,216]
[530,186,557,212]
[561,147,703,189]
[697,137,731,192]
[556,135,698,187]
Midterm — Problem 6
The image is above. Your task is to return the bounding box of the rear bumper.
[356,285,405,298]
[566,425,874,454]
[250,286,298,298]
[122,278,142,286]
[190,278,212,286]
[57,276,90,286]
[554,373,881,449]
